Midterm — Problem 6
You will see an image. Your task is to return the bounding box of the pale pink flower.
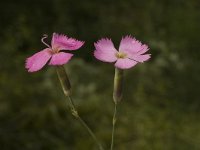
[25,33,84,72]
[94,36,150,69]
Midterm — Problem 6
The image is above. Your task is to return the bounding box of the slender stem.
[67,96,104,150]
[56,66,104,150]
[111,68,123,150]
[110,102,117,150]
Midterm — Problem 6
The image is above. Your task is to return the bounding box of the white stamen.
[41,34,51,48]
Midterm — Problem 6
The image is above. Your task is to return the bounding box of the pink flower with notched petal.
[25,33,84,72]
[94,35,150,69]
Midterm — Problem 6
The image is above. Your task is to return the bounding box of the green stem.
[56,66,104,150]
[111,68,123,150]
[110,102,117,150]
[113,68,123,103]
[67,96,104,150]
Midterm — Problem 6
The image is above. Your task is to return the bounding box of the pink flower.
[94,36,150,69]
[25,33,84,72]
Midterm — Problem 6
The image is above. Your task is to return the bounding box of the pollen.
[116,52,127,59]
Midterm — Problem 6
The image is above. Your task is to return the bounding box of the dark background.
[0,0,200,149]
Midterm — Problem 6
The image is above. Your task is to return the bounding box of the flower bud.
[113,68,123,103]
[56,66,71,96]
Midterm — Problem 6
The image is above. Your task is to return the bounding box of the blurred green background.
[0,0,200,149]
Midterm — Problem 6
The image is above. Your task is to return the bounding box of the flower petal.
[94,38,118,62]
[131,54,151,62]
[49,52,73,65]
[25,48,52,72]
[115,58,138,69]
[119,35,149,56]
[51,33,84,50]
[136,44,149,55]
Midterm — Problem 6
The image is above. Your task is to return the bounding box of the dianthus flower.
[26,33,84,72]
[94,36,150,69]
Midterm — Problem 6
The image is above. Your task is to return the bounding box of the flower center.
[116,52,127,59]
[52,48,60,54]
